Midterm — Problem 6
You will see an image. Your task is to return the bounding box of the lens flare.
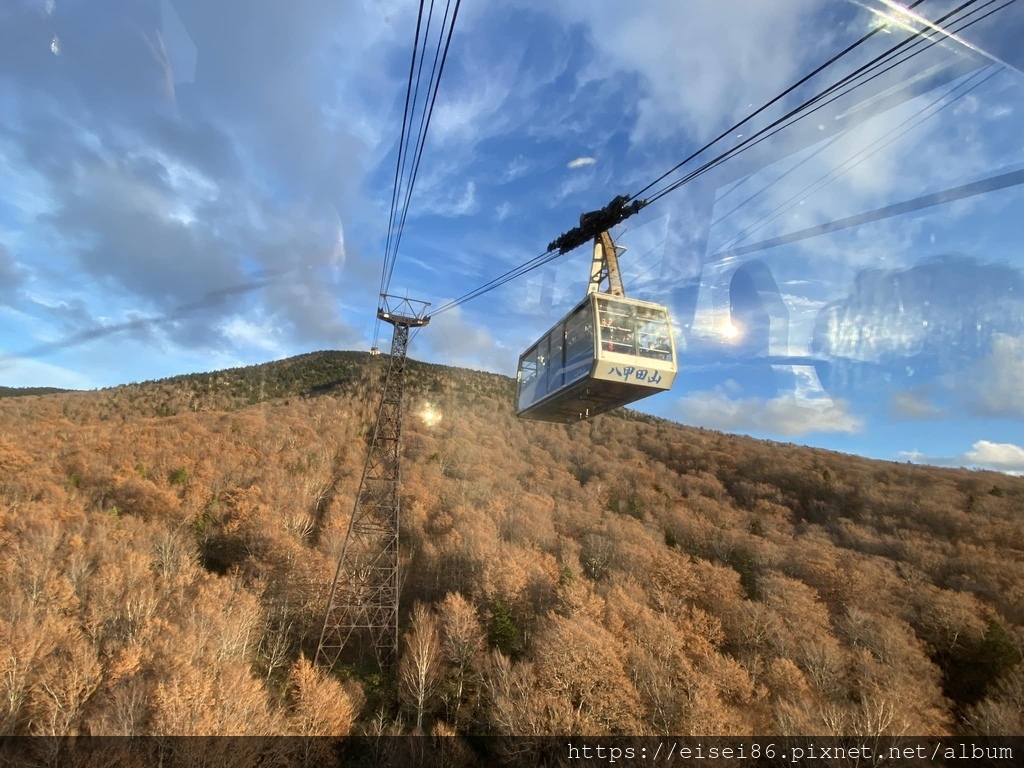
[420,404,442,427]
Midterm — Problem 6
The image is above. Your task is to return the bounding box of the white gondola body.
[516,293,677,423]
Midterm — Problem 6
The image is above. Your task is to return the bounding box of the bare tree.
[437,592,485,727]
[399,603,443,734]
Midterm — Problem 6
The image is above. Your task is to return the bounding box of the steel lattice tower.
[316,295,429,670]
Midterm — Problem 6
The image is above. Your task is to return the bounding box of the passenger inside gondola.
[640,340,669,360]
[636,307,673,361]
[599,302,637,354]
[600,312,615,351]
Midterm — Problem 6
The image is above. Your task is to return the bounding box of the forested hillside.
[0,386,71,399]
[0,351,1021,741]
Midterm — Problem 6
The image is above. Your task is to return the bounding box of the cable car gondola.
[516,229,677,422]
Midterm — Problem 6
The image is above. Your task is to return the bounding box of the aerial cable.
[432,1,940,317]
[708,0,1011,245]
[639,0,988,205]
[712,129,843,211]
[625,237,672,289]
[639,0,994,205]
[717,65,1000,254]
[708,0,1004,229]
[719,66,995,252]
[873,0,1020,71]
[710,167,1024,259]
[381,0,427,297]
[429,0,1004,318]
[387,0,462,292]
[658,1,1011,209]
[629,0,932,203]
[431,246,565,315]
[374,0,465,343]
[384,0,439,291]
[375,0,427,350]
[710,132,846,229]
[435,239,589,314]
[642,0,992,203]
[431,247,560,315]
[642,0,997,206]
[710,0,1013,216]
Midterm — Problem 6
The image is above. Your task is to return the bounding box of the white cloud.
[503,155,531,182]
[898,440,1024,476]
[219,315,287,356]
[121,146,221,227]
[416,303,519,376]
[568,157,596,169]
[695,59,1023,290]
[779,293,827,355]
[536,0,824,142]
[964,334,1024,417]
[0,358,98,390]
[431,79,517,145]
[896,450,929,463]
[555,163,612,204]
[963,441,1024,473]
[675,388,862,436]
[387,10,595,208]
[425,18,573,150]
[413,180,478,218]
[889,389,947,420]
[451,182,479,216]
[0,137,58,220]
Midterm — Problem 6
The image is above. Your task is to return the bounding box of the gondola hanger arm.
[587,230,626,297]
[547,195,647,255]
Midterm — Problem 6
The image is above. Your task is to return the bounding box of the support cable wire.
[430,247,559,315]
[386,0,463,292]
[712,166,1024,258]
[710,0,1000,230]
[640,0,989,205]
[430,0,1011,317]
[385,0,436,284]
[716,64,1000,255]
[374,0,463,345]
[642,0,1003,206]
[710,132,846,229]
[625,237,672,289]
[707,0,1012,240]
[643,0,1011,207]
[629,0,931,202]
[429,6,947,318]
[374,0,427,350]
[384,0,439,290]
[429,1,949,317]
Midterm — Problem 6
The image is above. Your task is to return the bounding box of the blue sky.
[1,0,1023,474]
